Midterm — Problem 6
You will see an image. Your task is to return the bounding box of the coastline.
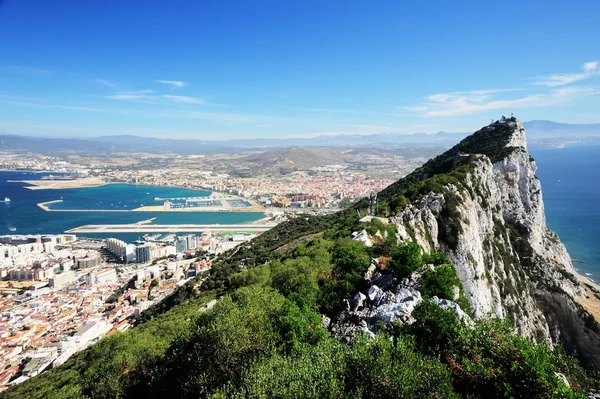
[0,169,72,173]
[571,265,600,323]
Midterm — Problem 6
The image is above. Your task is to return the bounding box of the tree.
[401,299,462,358]
[392,242,423,277]
[332,238,370,276]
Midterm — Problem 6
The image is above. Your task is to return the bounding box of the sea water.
[0,171,264,242]
[532,145,600,278]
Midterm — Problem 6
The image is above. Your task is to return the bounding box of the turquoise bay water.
[531,146,600,278]
[0,171,263,241]
[47,183,210,211]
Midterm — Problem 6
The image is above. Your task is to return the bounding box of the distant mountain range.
[0,120,599,154]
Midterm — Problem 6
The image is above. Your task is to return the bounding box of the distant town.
[0,145,433,212]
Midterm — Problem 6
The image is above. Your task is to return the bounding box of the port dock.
[65,223,277,234]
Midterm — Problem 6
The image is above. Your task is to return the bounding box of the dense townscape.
[0,230,260,389]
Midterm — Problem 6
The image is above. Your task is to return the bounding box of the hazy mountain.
[524,120,600,137]
[238,146,346,169]
[0,134,115,153]
[1,120,599,154]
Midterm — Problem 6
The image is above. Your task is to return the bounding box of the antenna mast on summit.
[368,192,377,215]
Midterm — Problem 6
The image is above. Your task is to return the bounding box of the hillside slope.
[2,117,599,398]
[234,146,346,173]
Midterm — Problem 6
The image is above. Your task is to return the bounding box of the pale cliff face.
[391,119,600,365]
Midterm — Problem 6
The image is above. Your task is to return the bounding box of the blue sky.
[0,0,599,139]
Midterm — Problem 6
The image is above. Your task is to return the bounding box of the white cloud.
[403,87,600,117]
[535,61,600,87]
[93,79,117,89]
[107,92,204,105]
[118,89,154,95]
[108,94,151,101]
[162,94,205,104]
[155,80,187,89]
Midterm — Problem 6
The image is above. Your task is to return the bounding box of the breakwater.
[37,200,130,212]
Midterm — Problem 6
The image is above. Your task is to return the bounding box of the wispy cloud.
[402,87,600,117]
[93,79,118,89]
[162,94,205,104]
[155,80,187,89]
[108,94,150,101]
[107,92,204,105]
[534,61,600,87]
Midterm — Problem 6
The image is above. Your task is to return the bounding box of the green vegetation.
[3,223,595,398]
[3,118,597,398]
[376,118,520,216]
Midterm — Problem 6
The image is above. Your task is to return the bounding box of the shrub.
[392,242,423,277]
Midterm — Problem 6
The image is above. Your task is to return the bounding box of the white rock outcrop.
[391,118,600,365]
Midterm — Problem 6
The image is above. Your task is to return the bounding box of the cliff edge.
[377,116,600,365]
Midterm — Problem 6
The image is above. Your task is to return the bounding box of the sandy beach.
[572,267,600,322]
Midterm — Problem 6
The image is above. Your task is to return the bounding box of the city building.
[77,257,101,269]
[87,268,117,285]
[48,271,75,289]
[122,245,135,263]
[135,245,151,263]
[175,237,188,253]
[185,234,198,250]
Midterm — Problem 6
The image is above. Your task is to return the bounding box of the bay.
[0,171,264,242]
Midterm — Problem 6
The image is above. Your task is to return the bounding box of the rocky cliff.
[379,117,600,366]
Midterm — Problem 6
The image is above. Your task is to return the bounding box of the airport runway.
[65,223,276,233]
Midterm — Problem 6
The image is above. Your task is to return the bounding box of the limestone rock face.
[390,118,600,365]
